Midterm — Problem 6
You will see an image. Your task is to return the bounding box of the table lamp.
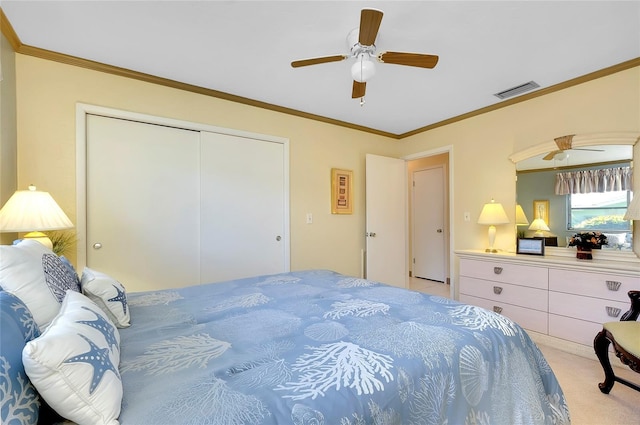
[477,199,510,253]
[528,218,550,237]
[0,185,74,249]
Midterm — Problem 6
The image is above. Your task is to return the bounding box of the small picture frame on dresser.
[517,238,545,255]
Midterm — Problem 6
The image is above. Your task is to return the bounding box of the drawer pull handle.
[493,306,503,314]
[493,286,503,295]
[606,306,621,318]
[493,267,503,275]
[606,280,621,291]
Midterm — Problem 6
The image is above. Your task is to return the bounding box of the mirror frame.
[509,131,640,261]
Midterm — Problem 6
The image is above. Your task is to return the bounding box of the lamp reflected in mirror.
[515,204,529,239]
[529,218,550,237]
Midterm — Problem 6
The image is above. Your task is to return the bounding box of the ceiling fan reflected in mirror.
[542,135,604,161]
[291,8,439,105]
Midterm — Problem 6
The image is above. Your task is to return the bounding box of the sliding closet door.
[86,115,201,291]
[200,132,286,283]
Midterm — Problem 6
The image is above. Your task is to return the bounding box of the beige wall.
[0,33,17,245]
[9,52,640,285]
[14,54,398,277]
[398,67,640,257]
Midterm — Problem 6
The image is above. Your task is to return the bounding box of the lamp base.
[23,231,53,249]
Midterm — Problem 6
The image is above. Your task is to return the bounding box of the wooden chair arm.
[620,290,640,321]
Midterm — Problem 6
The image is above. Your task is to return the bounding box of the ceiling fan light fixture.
[554,151,568,161]
[351,55,376,83]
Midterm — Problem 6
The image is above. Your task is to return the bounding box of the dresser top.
[456,248,640,276]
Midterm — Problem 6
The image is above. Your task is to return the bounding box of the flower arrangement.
[568,231,608,249]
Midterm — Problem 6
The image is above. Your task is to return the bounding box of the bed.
[1,240,570,424]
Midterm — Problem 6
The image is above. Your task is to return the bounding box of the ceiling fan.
[291,8,439,103]
[542,135,604,160]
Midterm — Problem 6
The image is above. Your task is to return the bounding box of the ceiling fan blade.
[543,150,562,160]
[352,81,366,98]
[378,51,439,68]
[359,8,383,46]
[291,55,348,68]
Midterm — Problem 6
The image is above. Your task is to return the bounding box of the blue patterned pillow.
[0,240,80,330]
[0,291,41,424]
[81,268,130,328]
[22,291,122,425]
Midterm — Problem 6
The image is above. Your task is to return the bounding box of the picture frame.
[331,168,353,214]
[517,237,545,256]
[533,199,549,225]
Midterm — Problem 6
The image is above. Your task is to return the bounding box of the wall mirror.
[510,132,639,259]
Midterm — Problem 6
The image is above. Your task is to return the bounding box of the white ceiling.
[2,1,639,137]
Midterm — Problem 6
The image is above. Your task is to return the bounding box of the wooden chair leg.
[594,329,616,394]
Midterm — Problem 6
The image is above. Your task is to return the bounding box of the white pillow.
[81,267,130,328]
[0,240,80,330]
[22,291,122,425]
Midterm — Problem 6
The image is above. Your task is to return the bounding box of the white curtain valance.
[555,166,633,195]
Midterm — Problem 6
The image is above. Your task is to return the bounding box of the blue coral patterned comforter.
[118,270,570,425]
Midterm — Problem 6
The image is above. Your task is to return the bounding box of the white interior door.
[87,115,201,291]
[413,166,445,281]
[199,132,287,283]
[365,154,407,288]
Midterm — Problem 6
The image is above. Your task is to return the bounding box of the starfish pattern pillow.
[22,291,121,425]
[81,267,130,328]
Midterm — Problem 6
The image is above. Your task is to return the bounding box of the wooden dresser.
[456,249,640,349]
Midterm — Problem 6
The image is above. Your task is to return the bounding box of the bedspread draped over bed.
[118,270,570,425]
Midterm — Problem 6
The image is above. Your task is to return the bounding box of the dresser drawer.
[549,269,638,302]
[549,291,630,322]
[459,258,548,289]
[460,276,548,311]
[549,314,604,346]
[460,294,548,334]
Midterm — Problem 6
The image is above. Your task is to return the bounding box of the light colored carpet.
[536,342,638,424]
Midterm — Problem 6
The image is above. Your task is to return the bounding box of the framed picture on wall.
[331,168,353,214]
[533,199,550,224]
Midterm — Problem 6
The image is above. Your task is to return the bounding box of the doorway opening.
[407,151,451,298]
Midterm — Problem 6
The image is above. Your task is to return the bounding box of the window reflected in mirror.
[517,158,633,251]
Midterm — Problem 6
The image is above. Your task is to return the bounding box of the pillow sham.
[0,240,80,330]
[22,290,122,425]
[81,267,130,328]
[0,291,41,425]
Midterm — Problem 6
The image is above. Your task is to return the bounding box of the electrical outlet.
[306,213,313,224]
[464,212,471,222]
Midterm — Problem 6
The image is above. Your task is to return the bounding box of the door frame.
[75,103,290,272]
[404,146,454,298]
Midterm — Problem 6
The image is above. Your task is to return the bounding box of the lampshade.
[528,218,550,236]
[477,199,509,225]
[0,185,73,248]
[623,195,640,220]
[477,199,509,253]
[515,204,529,225]
[351,54,376,83]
